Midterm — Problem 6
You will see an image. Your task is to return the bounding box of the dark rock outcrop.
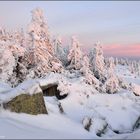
[41,84,68,100]
[3,92,47,115]
[133,116,140,130]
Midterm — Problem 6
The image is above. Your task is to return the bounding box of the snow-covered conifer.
[105,57,119,94]
[114,57,118,65]
[26,8,63,75]
[0,44,15,84]
[80,55,99,87]
[67,36,83,70]
[89,42,106,82]
[53,36,68,66]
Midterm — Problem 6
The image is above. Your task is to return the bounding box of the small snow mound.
[90,118,108,136]
[26,83,42,95]
[130,83,140,96]
[82,116,92,131]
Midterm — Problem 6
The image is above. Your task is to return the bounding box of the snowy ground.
[115,65,140,85]
[0,65,140,139]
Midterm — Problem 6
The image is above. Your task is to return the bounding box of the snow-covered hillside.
[0,66,140,139]
[0,7,140,139]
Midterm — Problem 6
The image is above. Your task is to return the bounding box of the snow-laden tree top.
[89,41,105,82]
[0,27,4,36]
[31,8,44,23]
[56,36,62,44]
[25,7,63,75]
[28,7,49,43]
[94,41,103,56]
[67,36,83,70]
[71,36,82,49]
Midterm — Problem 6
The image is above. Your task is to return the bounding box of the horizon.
[0,1,140,58]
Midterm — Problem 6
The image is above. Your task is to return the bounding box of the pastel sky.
[0,1,140,58]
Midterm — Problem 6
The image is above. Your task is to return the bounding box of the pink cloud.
[103,43,140,57]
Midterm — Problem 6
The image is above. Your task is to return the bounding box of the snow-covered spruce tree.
[4,28,27,86]
[67,37,100,89]
[0,27,8,42]
[67,36,83,70]
[53,36,68,67]
[89,42,106,82]
[25,8,63,78]
[0,27,4,40]
[80,55,99,88]
[105,57,119,94]
[137,61,140,76]
[118,58,128,66]
[125,58,129,66]
[12,28,26,48]
[126,59,140,76]
[104,57,110,68]
[114,57,118,66]
[8,29,25,57]
[132,60,138,75]
[9,48,27,86]
[0,27,27,86]
[129,60,135,74]
[0,43,15,84]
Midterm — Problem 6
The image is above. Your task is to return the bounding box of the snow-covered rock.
[90,117,108,136]
[118,77,129,90]
[130,83,140,96]
[82,116,92,131]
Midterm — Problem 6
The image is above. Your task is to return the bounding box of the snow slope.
[0,110,94,139]
[115,65,140,85]
[0,65,140,139]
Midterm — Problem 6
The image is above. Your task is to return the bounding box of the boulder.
[3,92,47,115]
[130,83,140,96]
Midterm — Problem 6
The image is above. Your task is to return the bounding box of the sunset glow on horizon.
[0,1,140,58]
[103,44,140,58]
